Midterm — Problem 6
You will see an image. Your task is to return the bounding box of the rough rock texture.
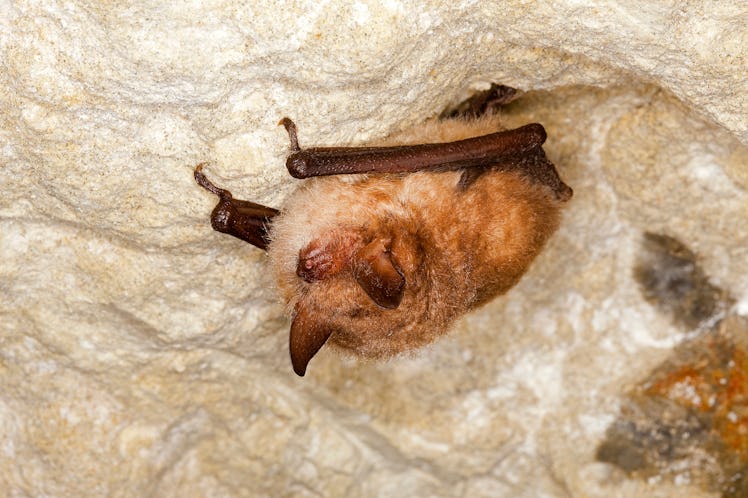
[1,1,746,497]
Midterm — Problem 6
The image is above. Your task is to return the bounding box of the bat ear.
[289,304,334,377]
[353,238,405,309]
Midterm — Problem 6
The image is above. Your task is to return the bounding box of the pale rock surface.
[1,1,746,497]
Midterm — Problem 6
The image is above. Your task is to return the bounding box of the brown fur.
[267,115,567,363]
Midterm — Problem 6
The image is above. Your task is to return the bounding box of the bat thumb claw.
[278,117,300,151]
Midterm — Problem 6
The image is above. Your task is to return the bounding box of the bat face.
[195,98,572,376]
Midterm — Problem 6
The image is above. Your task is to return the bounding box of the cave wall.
[1,2,747,496]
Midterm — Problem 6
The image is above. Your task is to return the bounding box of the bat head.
[297,235,405,309]
[284,225,429,376]
[268,209,460,377]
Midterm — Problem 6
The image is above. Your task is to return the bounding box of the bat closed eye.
[195,92,572,377]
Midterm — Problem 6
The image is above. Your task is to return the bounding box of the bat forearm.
[283,122,547,178]
[194,164,279,250]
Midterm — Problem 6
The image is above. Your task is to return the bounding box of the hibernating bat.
[195,93,572,377]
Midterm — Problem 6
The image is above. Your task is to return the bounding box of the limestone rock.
[1,1,746,497]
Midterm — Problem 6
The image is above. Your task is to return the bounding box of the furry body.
[267,116,566,360]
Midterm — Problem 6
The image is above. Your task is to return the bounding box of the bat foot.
[441,83,520,119]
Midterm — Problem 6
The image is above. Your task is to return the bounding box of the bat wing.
[194,164,279,250]
[280,119,572,201]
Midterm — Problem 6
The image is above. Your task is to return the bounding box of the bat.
[195,88,572,376]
